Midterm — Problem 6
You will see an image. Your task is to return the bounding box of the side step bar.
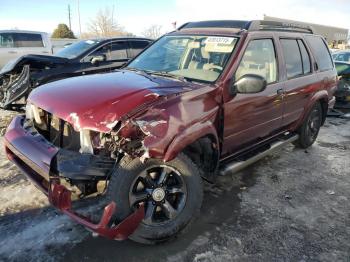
[220,134,299,175]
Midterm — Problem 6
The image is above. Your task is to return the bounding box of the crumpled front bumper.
[0,65,31,108]
[4,115,145,240]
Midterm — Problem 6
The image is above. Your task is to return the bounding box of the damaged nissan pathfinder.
[4,20,337,244]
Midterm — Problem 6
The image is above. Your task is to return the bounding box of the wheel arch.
[293,90,329,130]
[163,121,220,181]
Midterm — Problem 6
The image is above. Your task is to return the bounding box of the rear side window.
[281,39,303,78]
[235,39,277,84]
[297,40,311,74]
[129,40,151,57]
[109,41,128,60]
[305,35,333,71]
[0,33,15,48]
[13,33,44,47]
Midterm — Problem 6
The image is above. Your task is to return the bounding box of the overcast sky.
[0,0,349,36]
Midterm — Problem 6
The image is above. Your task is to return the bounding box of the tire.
[294,102,323,149]
[106,153,203,244]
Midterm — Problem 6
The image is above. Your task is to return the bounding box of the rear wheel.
[107,153,203,244]
[294,102,322,149]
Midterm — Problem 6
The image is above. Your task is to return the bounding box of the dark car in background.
[334,61,350,109]
[332,50,350,63]
[0,37,152,109]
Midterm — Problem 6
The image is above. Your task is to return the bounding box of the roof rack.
[178,20,314,34]
[249,20,314,34]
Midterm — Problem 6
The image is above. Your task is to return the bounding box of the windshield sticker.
[205,37,235,45]
[85,40,96,45]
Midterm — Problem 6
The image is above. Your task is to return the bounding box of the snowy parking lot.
[0,109,349,262]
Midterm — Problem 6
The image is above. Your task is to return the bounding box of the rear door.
[128,40,151,58]
[13,33,49,56]
[222,37,284,156]
[279,38,316,127]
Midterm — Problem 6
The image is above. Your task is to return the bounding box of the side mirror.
[91,55,106,65]
[229,74,267,95]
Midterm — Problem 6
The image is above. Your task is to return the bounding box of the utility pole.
[68,4,72,30]
[77,0,82,37]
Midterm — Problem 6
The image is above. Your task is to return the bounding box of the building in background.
[264,15,349,49]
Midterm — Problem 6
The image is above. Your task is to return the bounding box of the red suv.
[4,20,337,244]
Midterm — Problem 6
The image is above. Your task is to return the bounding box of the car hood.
[28,70,201,132]
[0,54,68,75]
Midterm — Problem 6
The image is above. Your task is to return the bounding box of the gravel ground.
[0,109,349,262]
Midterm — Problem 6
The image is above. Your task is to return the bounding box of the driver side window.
[235,39,277,84]
[84,41,128,62]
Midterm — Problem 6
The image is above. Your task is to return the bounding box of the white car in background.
[0,30,52,69]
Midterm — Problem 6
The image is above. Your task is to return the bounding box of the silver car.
[0,30,52,69]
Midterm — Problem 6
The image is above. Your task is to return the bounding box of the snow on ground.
[0,109,349,262]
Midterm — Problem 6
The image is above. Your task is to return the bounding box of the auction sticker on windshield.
[204,37,237,53]
[205,37,235,45]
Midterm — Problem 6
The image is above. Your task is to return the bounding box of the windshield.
[127,35,238,83]
[56,40,101,59]
[332,52,350,63]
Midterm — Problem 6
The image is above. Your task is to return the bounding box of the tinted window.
[281,39,303,79]
[57,40,101,59]
[0,33,14,48]
[236,39,277,84]
[305,35,333,71]
[129,40,150,57]
[298,40,311,74]
[334,52,350,62]
[87,41,128,61]
[14,33,44,47]
[109,41,128,60]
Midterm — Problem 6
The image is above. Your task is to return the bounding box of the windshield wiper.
[147,71,189,82]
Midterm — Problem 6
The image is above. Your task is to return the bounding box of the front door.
[222,38,283,156]
[80,40,130,75]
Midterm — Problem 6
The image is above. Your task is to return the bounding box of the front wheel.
[294,102,322,149]
[107,153,203,244]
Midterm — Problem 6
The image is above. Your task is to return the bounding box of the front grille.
[34,110,81,152]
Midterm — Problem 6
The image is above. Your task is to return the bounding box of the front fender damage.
[107,108,170,163]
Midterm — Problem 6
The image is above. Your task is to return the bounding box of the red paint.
[28,70,199,132]
[4,116,144,240]
[49,184,145,240]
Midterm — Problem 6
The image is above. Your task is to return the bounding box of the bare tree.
[142,25,163,39]
[87,7,128,37]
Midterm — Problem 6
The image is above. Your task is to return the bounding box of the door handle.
[8,51,17,54]
[277,88,284,95]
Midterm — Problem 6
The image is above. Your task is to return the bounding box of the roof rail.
[178,20,252,30]
[248,20,314,34]
[177,20,314,34]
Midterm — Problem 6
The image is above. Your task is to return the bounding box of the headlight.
[25,103,42,124]
[25,103,34,120]
[80,129,94,154]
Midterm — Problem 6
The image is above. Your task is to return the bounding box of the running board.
[219,134,299,176]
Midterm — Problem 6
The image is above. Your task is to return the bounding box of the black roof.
[84,37,152,44]
[178,20,314,34]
